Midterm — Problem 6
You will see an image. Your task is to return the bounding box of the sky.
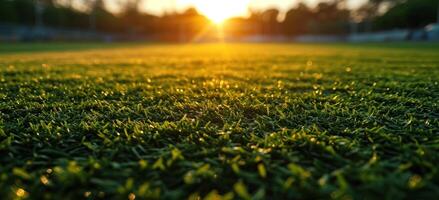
[102,0,367,19]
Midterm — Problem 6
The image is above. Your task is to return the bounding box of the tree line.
[0,0,438,40]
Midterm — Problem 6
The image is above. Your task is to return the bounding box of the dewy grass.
[0,43,439,199]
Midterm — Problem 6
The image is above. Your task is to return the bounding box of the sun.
[179,0,250,24]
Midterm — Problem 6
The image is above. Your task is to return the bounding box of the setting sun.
[179,0,250,24]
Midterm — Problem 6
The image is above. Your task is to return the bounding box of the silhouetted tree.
[261,9,280,35]
[283,3,314,35]
[374,0,439,29]
[0,0,19,23]
[356,0,404,31]
[310,0,350,34]
[283,0,350,35]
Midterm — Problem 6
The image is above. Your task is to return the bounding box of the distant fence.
[0,23,151,42]
[293,28,437,43]
[0,23,98,41]
[1,23,439,43]
[348,30,410,42]
[295,35,345,43]
[227,29,438,43]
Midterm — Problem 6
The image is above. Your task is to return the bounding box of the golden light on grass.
[84,191,92,198]
[40,176,49,185]
[128,193,136,200]
[15,188,27,198]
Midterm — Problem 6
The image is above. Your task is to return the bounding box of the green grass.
[1,43,439,199]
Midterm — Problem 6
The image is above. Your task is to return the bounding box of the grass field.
[1,43,439,199]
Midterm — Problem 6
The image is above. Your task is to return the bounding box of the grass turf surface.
[1,43,439,199]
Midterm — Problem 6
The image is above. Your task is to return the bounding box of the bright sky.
[103,0,367,21]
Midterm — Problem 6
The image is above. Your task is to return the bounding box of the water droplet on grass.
[15,188,27,197]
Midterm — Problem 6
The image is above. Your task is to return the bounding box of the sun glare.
[179,0,250,24]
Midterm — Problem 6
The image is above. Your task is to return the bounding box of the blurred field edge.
[0,0,439,43]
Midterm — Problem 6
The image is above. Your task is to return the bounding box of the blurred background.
[0,0,438,42]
